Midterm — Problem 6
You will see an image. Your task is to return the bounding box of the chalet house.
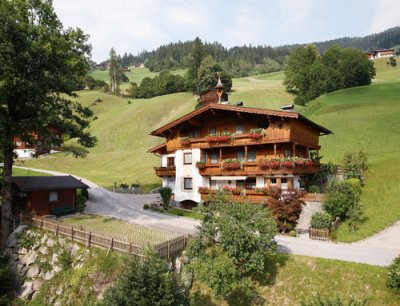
[367,49,395,59]
[14,126,63,158]
[11,176,89,216]
[149,80,332,208]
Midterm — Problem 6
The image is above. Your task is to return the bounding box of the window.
[246,177,256,189]
[236,124,244,135]
[236,180,245,188]
[281,178,287,183]
[284,150,292,158]
[248,151,256,162]
[188,130,199,138]
[237,151,245,161]
[210,152,219,164]
[209,127,217,135]
[183,153,192,165]
[271,178,277,185]
[184,178,193,190]
[167,157,175,167]
[201,152,208,163]
[49,191,58,202]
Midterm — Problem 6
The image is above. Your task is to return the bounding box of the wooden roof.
[148,142,167,154]
[150,103,332,137]
[12,176,89,192]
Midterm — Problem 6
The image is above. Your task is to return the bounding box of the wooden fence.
[309,227,330,241]
[302,193,325,203]
[15,214,187,259]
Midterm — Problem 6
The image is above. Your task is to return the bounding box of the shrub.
[310,212,332,229]
[102,251,187,305]
[81,188,89,200]
[159,186,172,210]
[308,185,320,193]
[266,188,305,233]
[143,204,150,210]
[322,181,359,220]
[387,256,400,294]
[342,151,368,184]
[58,247,73,270]
[75,189,89,212]
[288,230,297,237]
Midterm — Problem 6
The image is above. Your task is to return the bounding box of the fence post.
[110,238,114,251]
[128,242,132,254]
[40,217,44,229]
[88,232,91,247]
[71,226,74,240]
[167,241,170,260]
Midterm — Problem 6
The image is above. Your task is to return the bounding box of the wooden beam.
[188,118,202,127]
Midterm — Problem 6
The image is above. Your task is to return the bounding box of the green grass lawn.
[191,253,399,306]
[61,214,180,246]
[372,57,400,83]
[166,208,203,220]
[12,167,52,176]
[305,82,400,242]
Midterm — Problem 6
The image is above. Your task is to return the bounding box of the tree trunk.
[1,142,14,250]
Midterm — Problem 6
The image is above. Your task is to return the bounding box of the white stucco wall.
[14,149,35,159]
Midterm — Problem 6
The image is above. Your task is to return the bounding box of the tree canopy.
[0,0,96,247]
[284,44,375,105]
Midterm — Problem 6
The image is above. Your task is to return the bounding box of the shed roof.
[11,176,89,192]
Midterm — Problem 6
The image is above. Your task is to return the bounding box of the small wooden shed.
[11,176,89,216]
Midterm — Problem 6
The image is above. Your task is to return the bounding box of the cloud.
[369,0,400,33]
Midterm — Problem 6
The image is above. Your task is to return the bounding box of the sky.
[53,0,400,63]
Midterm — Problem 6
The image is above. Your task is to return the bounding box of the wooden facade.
[149,103,332,206]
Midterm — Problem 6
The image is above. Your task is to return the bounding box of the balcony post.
[244,145,248,161]
[274,144,277,157]
[306,147,309,158]
[292,143,296,157]
[219,148,222,162]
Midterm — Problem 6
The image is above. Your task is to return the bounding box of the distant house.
[367,49,395,60]
[14,126,63,158]
[122,66,131,72]
[11,176,89,216]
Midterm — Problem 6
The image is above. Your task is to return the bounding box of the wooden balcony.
[154,166,176,177]
[198,162,320,176]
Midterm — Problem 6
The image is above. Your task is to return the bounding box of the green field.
[12,167,52,176]
[61,214,180,246]
[23,61,400,241]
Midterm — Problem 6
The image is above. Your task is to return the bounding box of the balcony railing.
[154,166,176,177]
[199,189,325,204]
[197,162,320,176]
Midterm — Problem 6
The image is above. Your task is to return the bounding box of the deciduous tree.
[0,0,96,248]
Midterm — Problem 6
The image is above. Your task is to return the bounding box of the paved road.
[14,167,400,266]
[14,167,200,235]
[276,235,399,266]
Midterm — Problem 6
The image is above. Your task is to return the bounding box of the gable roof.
[12,176,89,192]
[150,103,332,137]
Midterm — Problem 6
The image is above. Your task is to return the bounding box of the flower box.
[222,159,242,170]
[269,159,281,169]
[305,159,314,167]
[205,133,231,143]
[180,137,190,146]
[282,160,294,168]
[294,158,306,167]
[196,161,206,169]
[249,128,265,141]
[258,159,270,169]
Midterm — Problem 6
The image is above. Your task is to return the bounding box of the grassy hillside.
[305,82,400,241]
[372,57,400,82]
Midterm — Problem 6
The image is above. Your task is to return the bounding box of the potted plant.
[249,128,265,140]
[206,131,231,143]
[294,157,306,167]
[180,136,190,146]
[196,161,206,169]
[269,158,281,169]
[198,187,210,193]
[282,158,294,168]
[222,158,242,170]
[305,159,314,167]
[258,158,270,169]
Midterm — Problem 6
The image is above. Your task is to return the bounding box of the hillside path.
[13,167,400,265]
